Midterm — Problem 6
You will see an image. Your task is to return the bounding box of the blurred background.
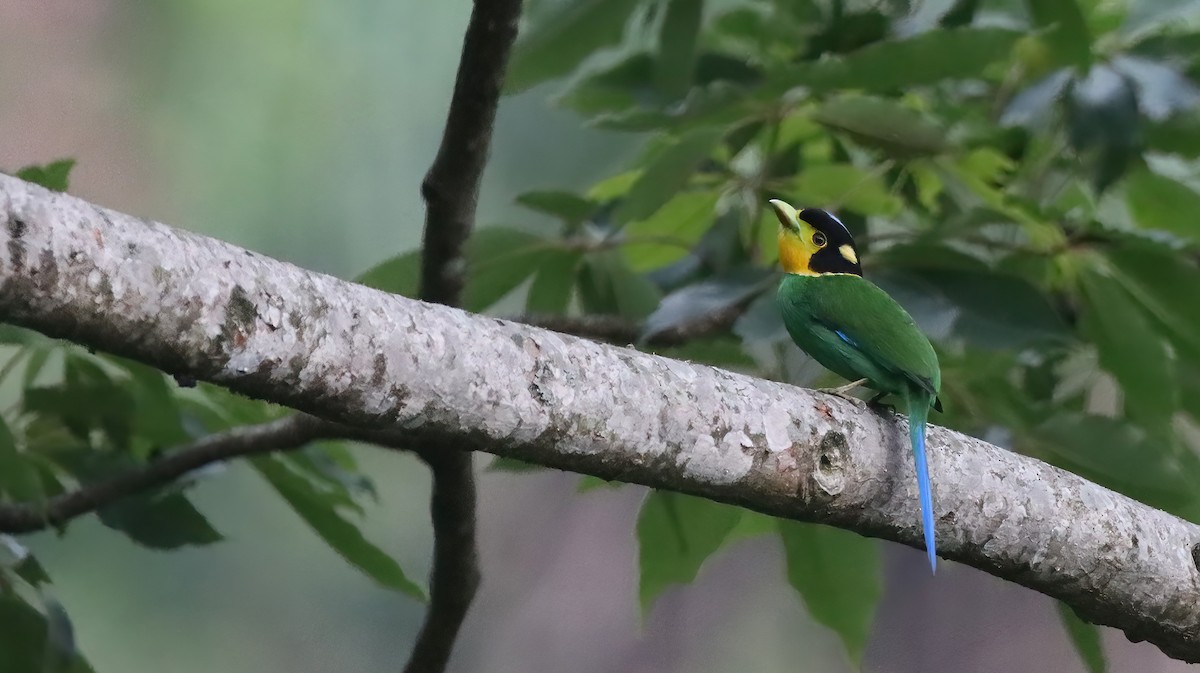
[0,1,1194,672]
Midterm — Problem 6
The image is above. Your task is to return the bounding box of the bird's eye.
[812,231,827,247]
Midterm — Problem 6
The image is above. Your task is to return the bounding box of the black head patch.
[798,208,862,276]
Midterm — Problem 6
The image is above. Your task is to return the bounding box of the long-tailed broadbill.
[769,199,943,573]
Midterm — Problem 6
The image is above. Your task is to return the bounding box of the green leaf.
[1024,0,1092,69]
[1145,112,1200,159]
[1181,359,1200,419]
[1123,166,1200,242]
[579,251,662,319]
[463,228,555,312]
[43,596,84,673]
[622,190,720,271]
[526,249,583,314]
[637,491,742,611]
[0,325,39,345]
[1079,268,1177,428]
[732,291,791,372]
[1058,603,1107,673]
[785,163,904,215]
[957,146,1017,186]
[1029,413,1192,512]
[588,80,753,132]
[488,456,549,473]
[201,384,282,426]
[939,0,980,27]
[587,170,641,201]
[106,356,189,450]
[15,159,76,192]
[806,9,888,57]
[355,250,421,297]
[1123,0,1200,35]
[778,520,882,666]
[615,127,723,223]
[22,346,52,389]
[0,594,93,673]
[893,0,968,33]
[557,52,655,117]
[641,267,771,342]
[0,416,43,503]
[1065,66,1140,191]
[578,475,621,491]
[908,160,944,212]
[0,594,46,673]
[767,27,1022,94]
[812,96,949,158]
[99,489,223,549]
[53,447,219,548]
[727,509,777,540]
[656,0,704,98]
[711,6,764,44]
[1112,56,1200,122]
[886,267,1070,350]
[1,536,52,586]
[253,455,425,600]
[1001,69,1073,129]
[516,190,596,224]
[654,198,745,282]
[1106,247,1200,354]
[506,0,642,93]
[286,444,377,510]
[25,356,136,448]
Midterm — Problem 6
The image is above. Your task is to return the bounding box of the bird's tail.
[904,390,937,574]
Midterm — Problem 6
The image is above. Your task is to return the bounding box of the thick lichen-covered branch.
[2,173,1200,663]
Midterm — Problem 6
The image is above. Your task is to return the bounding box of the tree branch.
[403,449,481,673]
[3,174,1200,663]
[409,0,523,670]
[419,0,520,306]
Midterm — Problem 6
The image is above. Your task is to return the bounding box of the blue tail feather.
[906,394,937,573]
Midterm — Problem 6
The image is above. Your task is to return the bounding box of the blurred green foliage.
[478,0,1200,666]
[6,0,1200,670]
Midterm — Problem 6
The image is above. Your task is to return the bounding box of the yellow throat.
[778,228,817,276]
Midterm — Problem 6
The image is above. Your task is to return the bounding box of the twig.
[516,302,747,348]
[0,415,338,534]
[409,0,524,671]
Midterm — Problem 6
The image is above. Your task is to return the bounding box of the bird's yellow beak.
[768,199,801,232]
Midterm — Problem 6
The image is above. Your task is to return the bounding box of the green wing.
[780,274,941,399]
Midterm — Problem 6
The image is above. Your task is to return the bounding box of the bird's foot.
[817,379,867,402]
[866,391,895,414]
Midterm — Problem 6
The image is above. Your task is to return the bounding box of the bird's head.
[768,199,863,277]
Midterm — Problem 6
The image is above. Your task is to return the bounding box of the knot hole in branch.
[812,430,848,496]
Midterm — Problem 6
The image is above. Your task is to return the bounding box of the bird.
[768,198,943,573]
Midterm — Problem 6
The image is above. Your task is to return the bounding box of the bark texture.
[2,174,1200,661]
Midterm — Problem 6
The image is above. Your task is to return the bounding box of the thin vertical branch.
[405,0,524,671]
[418,0,522,306]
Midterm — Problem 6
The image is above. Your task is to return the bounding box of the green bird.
[769,199,943,573]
